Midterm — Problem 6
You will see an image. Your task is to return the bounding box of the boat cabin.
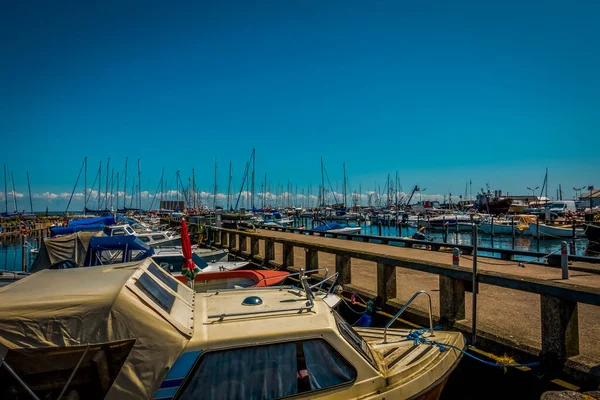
[105,224,182,247]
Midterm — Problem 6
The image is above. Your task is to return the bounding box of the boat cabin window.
[333,311,378,369]
[152,234,166,241]
[148,262,179,292]
[112,228,126,236]
[177,339,356,400]
[137,236,151,243]
[125,226,135,235]
[134,272,176,313]
[0,340,135,400]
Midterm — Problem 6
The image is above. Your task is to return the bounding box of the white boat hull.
[479,223,529,235]
[528,223,585,238]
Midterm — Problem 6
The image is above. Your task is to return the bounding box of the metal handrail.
[309,272,339,297]
[382,290,434,343]
[207,274,315,321]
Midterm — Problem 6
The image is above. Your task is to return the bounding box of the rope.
[341,297,367,315]
[404,327,540,369]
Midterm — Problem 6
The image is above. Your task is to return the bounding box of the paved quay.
[232,228,600,365]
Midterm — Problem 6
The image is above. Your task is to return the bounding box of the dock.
[198,224,600,386]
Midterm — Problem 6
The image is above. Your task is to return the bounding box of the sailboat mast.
[105,158,110,208]
[545,167,548,203]
[160,168,164,208]
[27,171,33,213]
[192,168,196,209]
[98,161,102,211]
[4,165,8,213]
[251,148,255,209]
[110,169,114,210]
[227,161,232,211]
[320,157,325,207]
[137,159,141,210]
[116,172,120,211]
[263,172,267,208]
[124,158,128,210]
[11,172,17,212]
[213,158,218,210]
[84,157,87,212]
[343,163,347,208]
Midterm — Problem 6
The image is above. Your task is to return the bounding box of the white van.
[548,201,577,216]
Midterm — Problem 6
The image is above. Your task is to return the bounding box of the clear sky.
[1,0,599,210]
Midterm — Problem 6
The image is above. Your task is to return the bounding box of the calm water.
[360,223,592,259]
[0,238,39,271]
[299,218,594,260]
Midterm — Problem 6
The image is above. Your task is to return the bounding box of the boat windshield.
[332,310,378,369]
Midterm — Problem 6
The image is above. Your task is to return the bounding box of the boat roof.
[0,259,193,398]
[189,286,336,351]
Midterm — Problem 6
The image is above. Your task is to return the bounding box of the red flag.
[181,218,199,280]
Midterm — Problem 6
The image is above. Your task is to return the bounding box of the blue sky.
[1,0,598,210]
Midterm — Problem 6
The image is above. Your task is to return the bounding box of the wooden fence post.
[377,263,396,304]
[283,244,294,268]
[305,249,319,271]
[251,237,259,257]
[229,232,236,250]
[439,276,466,323]
[541,295,579,365]
[239,234,247,253]
[335,255,351,285]
[265,239,275,262]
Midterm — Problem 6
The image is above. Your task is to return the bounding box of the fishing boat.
[528,222,585,238]
[479,215,537,235]
[507,199,528,213]
[583,223,600,243]
[312,220,361,235]
[425,214,474,230]
[0,262,464,399]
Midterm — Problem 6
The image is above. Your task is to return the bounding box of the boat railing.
[382,290,434,344]
[207,273,315,321]
[309,272,340,299]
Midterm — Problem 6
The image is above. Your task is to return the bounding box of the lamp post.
[573,186,585,200]
[526,186,539,201]
[588,186,595,211]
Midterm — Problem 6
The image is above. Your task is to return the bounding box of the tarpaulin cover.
[0,259,192,399]
[68,216,116,226]
[30,231,102,273]
[50,224,107,237]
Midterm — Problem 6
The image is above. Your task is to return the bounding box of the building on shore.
[579,189,600,208]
